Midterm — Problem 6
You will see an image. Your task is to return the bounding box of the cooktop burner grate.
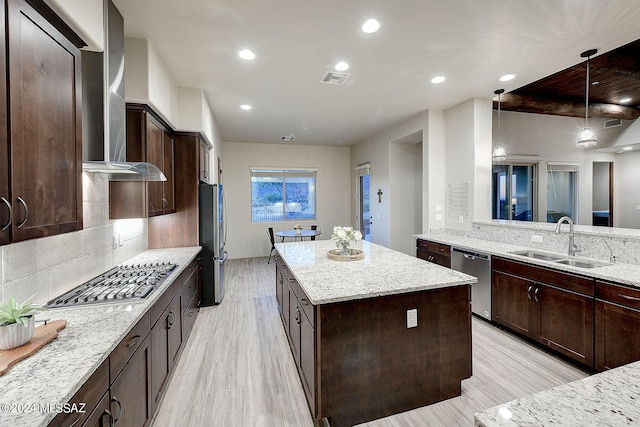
[46,262,177,308]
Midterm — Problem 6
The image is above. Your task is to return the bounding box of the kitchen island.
[275,240,477,427]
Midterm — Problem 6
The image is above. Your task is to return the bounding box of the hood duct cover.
[81,0,165,182]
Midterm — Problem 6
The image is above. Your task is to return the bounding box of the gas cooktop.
[46,262,177,308]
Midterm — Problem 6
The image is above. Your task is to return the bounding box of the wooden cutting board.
[0,320,67,376]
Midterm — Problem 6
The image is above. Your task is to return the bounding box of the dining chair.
[309,225,319,241]
[266,227,279,264]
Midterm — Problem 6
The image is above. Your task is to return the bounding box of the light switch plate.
[407,309,418,328]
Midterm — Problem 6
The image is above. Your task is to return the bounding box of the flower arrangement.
[0,295,44,350]
[293,224,302,231]
[331,226,362,255]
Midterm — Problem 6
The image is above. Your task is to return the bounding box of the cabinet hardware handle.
[126,335,141,348]
[162,197,168,209]
[301,298,309,306]
[188,310,196,317]
[1,197,11,231]
[534,287,540,303]
[67,417,81,427]
[527,285,532,300]
[17,197,28,229]
[617,293,640,302]
[295,308,301,324]
[101,409,113,427]
[167,311,175,328]
[111,396,122,423]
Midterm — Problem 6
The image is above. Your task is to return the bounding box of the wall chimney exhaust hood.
[81,0,165,182]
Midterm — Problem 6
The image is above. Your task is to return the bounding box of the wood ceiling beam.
[494,93,640,120]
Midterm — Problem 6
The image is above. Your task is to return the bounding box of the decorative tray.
[0,320,66,376]
[327,248,364,261]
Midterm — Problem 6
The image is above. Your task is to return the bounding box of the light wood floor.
[152,258,588,427]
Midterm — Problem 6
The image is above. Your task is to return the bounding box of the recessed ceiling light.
[240,104,252,110]
[431,76,445,84]
[623,146,633,151]
[620,97,632,104]
[238,49,255,60]
[362,19,380,34]
[500,74,515,82]
[335,61,349,71]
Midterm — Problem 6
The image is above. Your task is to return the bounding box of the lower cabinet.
[595,280,640,371]
[492,257,595,368]
[110,335,152,426]
[50,257,201,427]
[416,239,451,268]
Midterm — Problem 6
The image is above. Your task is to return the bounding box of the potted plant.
[0,295,44,350]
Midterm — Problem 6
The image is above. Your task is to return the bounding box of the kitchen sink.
[509,250,610,269]
[554,258,610,269]
[508,250,565,262]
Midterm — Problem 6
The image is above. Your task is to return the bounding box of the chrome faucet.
[555,216,579,256]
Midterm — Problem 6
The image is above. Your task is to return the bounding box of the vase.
[339,242,351,256]
[0,316,35,350]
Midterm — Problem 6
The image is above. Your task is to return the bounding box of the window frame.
[250,168,317,223]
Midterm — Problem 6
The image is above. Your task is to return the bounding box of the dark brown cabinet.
[492,257,595,368]
[595,280,640,371]
[416,239,451,268]
[110,104,175,219]
[275,256,317,410]
[148,131,211,249]
[1,0,84,245]
[110,335,152,426]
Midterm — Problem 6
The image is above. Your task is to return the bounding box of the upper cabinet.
[110,103,176,219]
[1,0,85,245]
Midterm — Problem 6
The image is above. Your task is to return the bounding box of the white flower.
[336,229,347,239]
[330,225,362,247]
[354,230,362,240]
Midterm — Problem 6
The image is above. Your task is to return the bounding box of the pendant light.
[576,49,598,148]
[493,89,507,161]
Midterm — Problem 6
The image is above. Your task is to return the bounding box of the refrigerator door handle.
[217,250,229,263]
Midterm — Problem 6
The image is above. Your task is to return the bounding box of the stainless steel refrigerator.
[199,183,228,305]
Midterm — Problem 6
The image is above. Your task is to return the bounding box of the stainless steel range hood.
[82,0,165,182]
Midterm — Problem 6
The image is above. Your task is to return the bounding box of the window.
[492,163,537,222]
[251,169,317,222]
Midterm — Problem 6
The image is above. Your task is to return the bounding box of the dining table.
[275,229,322,242]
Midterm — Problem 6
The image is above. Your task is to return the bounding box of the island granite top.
[0,246,201,427]
[474,360,640,426]
[275,239,476,305]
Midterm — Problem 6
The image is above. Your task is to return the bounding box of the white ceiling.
[112,0,640,146]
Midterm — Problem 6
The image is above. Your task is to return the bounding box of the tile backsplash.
[0,173,148,306]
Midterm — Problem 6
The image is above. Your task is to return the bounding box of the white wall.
[497,111,623,226]
[390,140,422,255]
[592,162,610,211]
[223,141,351,259]
[46,0,104,51]
[423,110,447,232]
[616,150,640,228]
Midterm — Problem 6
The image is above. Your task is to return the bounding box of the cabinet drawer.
[289,276,316,328]
[181,262,199,308]
[150,272,185,327]
[493,256,594,296]
[596,281,640,310]
[182,292,199,339]
[110,312,150,382]
[416,239,450,256]
[49,358,109,427]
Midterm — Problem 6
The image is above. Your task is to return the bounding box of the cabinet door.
[150,295,182,413]
[146,116,164,217]
[299,310,316,414]
[0,0,9,246]
[290,303,301,366]
[162,130,175,213]
[596,300,640,371]
[492,270,533,336]
[276,258,284,315]
[8,0,83,241]
[534,284,594,367]
[111,335,152,427]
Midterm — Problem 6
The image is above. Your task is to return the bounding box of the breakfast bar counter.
[275,240,476,427]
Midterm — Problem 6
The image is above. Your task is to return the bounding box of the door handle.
[527,285,532,300]
[534,287,540,303]
[17,197,28,229]
[617,293,640,302]
[0,197,11,231]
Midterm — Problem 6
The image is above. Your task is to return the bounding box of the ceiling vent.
[320,71,350,85]
[604,118,622,128]
[281,134,296,142]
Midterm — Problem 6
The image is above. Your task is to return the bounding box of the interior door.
[356,164,370,241]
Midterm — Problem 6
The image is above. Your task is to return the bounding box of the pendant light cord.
[585,55,590,127]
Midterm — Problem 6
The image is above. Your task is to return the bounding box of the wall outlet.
[435,213,443,222]
[407,309,418,328]
[531,234,543,243]
[118,234,123,247]
[112,234,119,249]
[435,204,443,213]
[458,215,464,224]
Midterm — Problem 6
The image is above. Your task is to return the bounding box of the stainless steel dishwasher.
[451,247,492,321]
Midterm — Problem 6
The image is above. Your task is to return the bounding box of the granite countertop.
[474,360,640,426]
[0,246,201,427]
[275,239,476,305]
[415,232,640,289]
